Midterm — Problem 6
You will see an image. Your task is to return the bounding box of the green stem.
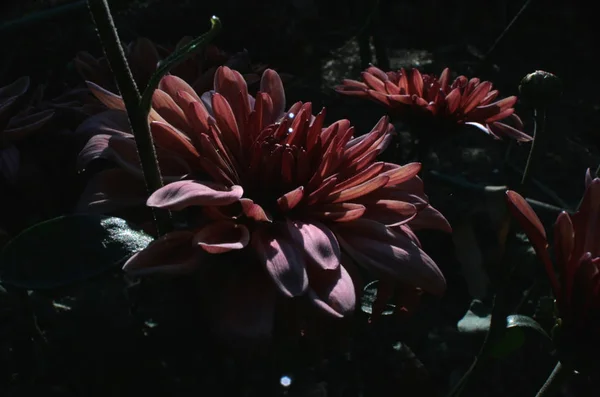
[447,291,508,397]
[521,107,546,191]
[535,362,573,397]
[139,16,222,114]
[87,0,171,236]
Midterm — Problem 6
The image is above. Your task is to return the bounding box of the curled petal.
[123,231,202,276]
[260,69,286,123]
[287,220,341,270]
[307,264,356,318]
[147,180,243,210]
[240,198,272,222]
[193,221,250,254]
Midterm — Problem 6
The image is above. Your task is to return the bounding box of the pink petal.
[123,231,202,276]
[158,74,201,102]
[381,162,421,187]
[151,89,190,131]
[259,69,286,123]
[506,190,558,293]
[505,190,547,249]
[326,175,390,203]
[252,224,308,297]
[277,186,304,212]
[307,264,356,318]
[488,122,533,142]
[409,205,453,233]
[307,203,366,222]
[239,198,272,222]
[147,180,243,210]
[286,220,341,270]
[193,221,250,254]
[150,121,200,161]
[333,219,446,295]
[76,168,147,213]
[362,200,418,227]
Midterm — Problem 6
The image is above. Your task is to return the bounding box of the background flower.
[506,171,600,371]
[336,66,531,142]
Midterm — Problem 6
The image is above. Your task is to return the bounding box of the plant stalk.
[535,362,573,397]
[87,0,170,236]
[139,16,222,114]
[521,107,546,192]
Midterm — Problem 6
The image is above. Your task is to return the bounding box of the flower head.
[506,172,600,370]
[1,77,54,184]
[336,66,531,142]
[75,37,262,94]
[78,66,450,339]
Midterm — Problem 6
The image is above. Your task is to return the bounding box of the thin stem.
[447,291,508,397]
[480,0,534,66]
[521,107,546,191]
[535,362,573,397]
[87,0,170,236]
[139,16,222,114]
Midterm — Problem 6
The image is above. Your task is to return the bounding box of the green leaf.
[0,215,153,290]
[489,315,552,358]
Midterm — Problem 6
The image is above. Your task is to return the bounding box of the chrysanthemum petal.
[147,180,243,210]
[334,219,446,295]
[307,264,355,318]
[123,231,201,275]
[193,220,250,254]
[252,225,308,298]
[287,220,341,270]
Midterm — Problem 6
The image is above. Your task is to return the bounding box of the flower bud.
[519,70,562,107]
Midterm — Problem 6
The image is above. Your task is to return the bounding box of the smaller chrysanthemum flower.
[336,66,532,142]
[506,170,600,372]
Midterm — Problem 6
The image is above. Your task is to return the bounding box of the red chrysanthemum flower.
[336,66,532,142]
[77,66,450,338]
[506,171,600,371]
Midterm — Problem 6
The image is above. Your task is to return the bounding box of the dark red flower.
[506,172,600,370]
[77,66,449,339]
[75,37,264,94]
[336,66,531,142]
[1,77,54,184]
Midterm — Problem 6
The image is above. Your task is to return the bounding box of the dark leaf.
[360,280,395,316]
[489,315,552,358]
[0,215,153,289]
